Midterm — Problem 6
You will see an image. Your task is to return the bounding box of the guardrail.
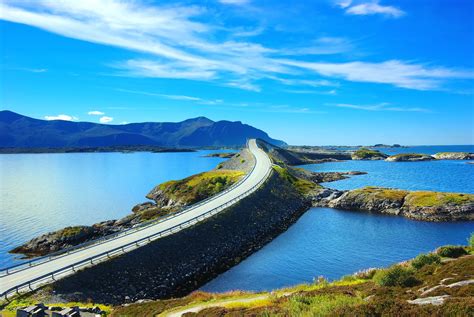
[1,141,273,300]
[0,140,256,278]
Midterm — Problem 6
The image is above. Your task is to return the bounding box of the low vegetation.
[373,265,419,287]
[405,191,474,207]
[436,245,469,258]
[272,165,320,195]
[154,169,245,205]
[351,148,387,160]
[351,186,408,201]
[411,253,441,269]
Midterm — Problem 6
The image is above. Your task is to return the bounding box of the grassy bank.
[107,234,474,316]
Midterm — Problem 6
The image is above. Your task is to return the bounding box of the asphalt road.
[0,139,272,297]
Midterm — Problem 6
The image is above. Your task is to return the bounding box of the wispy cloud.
[278,60,474,90]
[0,0,471,93]
[115,88,224,105]
[88,110,105,115]
[337,1,405,18]
[44,114,77,121]
[331,102,429,112]
[99,116,114,123]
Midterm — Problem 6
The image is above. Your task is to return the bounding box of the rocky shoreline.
[311,186,474,221]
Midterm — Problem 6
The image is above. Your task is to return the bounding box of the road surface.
[0,139,272,298]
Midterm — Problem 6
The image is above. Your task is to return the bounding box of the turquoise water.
[0,150,233,268]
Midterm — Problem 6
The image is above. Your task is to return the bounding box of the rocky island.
[386,153,434,162]
[312,186,474,221]
[351,148,388,160]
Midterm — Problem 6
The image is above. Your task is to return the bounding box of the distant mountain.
[0,110,286,148]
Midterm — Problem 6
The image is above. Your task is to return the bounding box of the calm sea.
[202,145,474,292]
[0,150,233,268]
[1,146,473,293]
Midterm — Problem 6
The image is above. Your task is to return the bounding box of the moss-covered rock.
[330,186,408,215]
[352,148,388,160]
[146,169,244,208]
[272,165,320,195]
[386,153,434,162]
[326,187,474,221]
[10,226,98,257]
[433,152,474,160]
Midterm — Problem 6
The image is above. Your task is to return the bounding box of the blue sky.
[0,0,473,145]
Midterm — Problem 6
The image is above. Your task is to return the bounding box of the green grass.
[372,265,419,287]
[352,148,386,159]
[351,186,408,201]
[155,169,244,205]
[281,294,364,317]
[389,153,426,158]
[59,226,89,238]
[272,165,319,194]
[405,191,474,207]
[411,253,441,269]
[436,245,468,258]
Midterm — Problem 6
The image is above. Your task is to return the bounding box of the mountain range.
[0,110,285,148]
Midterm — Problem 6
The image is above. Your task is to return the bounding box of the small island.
[351,148,388,160]
[386,153,434,162]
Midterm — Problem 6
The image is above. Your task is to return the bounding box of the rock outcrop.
[433,152,474,160]
[351,148,388,160]
[312,187,474,221]
[386,153,434,162]
[290,167,367,183]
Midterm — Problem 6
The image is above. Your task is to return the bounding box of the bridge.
[0,139,273,299]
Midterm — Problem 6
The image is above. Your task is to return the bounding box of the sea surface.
[202,145,474,292]
[0,150,234,268]
[1,145,473,293]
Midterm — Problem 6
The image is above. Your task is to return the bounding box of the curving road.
[0,139,272,298]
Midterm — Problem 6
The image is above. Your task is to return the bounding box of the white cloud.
[0,0,471,93]
[338,1,405,18]
[278,59,474,90]
[88,110,105,115]
[332,102,429,112]
[336,0,353,8]
[115,88,223,105]
[44,114,76,121]
[99,116,114,123]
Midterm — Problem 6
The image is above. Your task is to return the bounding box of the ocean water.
[0,150,234,268]
[1,145,473,293]
[202,145,474,292]
[303,159,474,193]
[329,145,474,155]
[202,208,473,292]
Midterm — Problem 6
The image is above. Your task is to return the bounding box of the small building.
[16,303,47,317]
[51,306,81,317]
